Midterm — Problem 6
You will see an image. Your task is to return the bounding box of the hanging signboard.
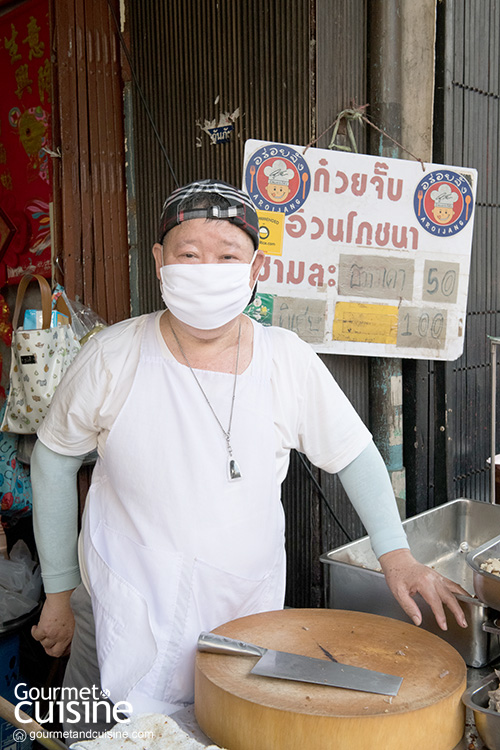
[242,139,477,361]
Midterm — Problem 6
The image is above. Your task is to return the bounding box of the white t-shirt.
[39,313,372,483]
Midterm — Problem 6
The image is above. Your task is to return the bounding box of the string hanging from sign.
[304,102,426,171]
[327,105,367,153]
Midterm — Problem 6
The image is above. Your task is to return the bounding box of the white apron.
[81,315,286,715]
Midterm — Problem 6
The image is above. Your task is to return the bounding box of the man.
[263,159,293,202]
[31,180,467,735]
[430,183,459,225]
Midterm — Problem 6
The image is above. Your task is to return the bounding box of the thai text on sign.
[242,140,477,360]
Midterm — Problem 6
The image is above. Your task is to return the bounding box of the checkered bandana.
[157,179,260,249]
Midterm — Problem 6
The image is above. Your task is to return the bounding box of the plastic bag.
[0,400,32,525]
[0,540,41,624]
[52,284,107,344]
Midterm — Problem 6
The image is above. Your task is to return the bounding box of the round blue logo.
[244,144,311,214]
[413,169,474,236]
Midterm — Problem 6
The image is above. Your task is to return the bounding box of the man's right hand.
[31,590,75,657]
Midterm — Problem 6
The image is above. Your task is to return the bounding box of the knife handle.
[198,632,266,657]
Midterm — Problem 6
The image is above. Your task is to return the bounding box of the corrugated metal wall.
[128,0,369,607]
[286,0,369,607]
[130,0,312,315]
[50,0,130,324]
[434,0,500,502]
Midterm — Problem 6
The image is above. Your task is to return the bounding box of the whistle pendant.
[229,458,242,481]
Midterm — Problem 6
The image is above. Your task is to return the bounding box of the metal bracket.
[489,336,500,503]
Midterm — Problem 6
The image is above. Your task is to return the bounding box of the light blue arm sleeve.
[31,439,86,593]
[337,440,409,559]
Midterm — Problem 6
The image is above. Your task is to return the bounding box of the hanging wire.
[327,106,363,153]
[106,0,180,188]
[296,452,353,542]
[304,101,426,170]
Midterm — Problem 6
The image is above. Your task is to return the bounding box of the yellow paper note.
[332,301,399,344]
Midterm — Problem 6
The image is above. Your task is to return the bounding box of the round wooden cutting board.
[194,609,466,750]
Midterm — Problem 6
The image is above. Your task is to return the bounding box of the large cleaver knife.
[197,632,402,696]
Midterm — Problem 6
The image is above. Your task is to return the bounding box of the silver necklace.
[168,317,243,481]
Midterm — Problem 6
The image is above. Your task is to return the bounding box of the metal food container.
[320,498,500,667]
[466,536,500,611]
[462,673,500,750]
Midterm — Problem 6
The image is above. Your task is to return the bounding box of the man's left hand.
[379,548,468,630]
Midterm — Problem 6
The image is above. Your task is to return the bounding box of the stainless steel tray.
[462,672,500,750]
[467,535,500,611]
[321,498,500,667]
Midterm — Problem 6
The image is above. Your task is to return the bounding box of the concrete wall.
[401,0,436,162]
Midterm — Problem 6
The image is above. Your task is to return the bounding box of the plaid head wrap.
[157,179,260,249]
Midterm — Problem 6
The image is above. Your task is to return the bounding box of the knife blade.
[197,632,402,696]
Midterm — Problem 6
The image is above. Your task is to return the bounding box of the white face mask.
[159,260,257,330]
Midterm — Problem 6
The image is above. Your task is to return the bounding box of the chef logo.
[414,170,474,236]
[244,144,311,215]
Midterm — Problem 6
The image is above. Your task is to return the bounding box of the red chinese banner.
[0,0,52,286]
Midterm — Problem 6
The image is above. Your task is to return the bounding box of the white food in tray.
[480,557,500,577]
[70,713,225,750]
[488,669,500,712]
